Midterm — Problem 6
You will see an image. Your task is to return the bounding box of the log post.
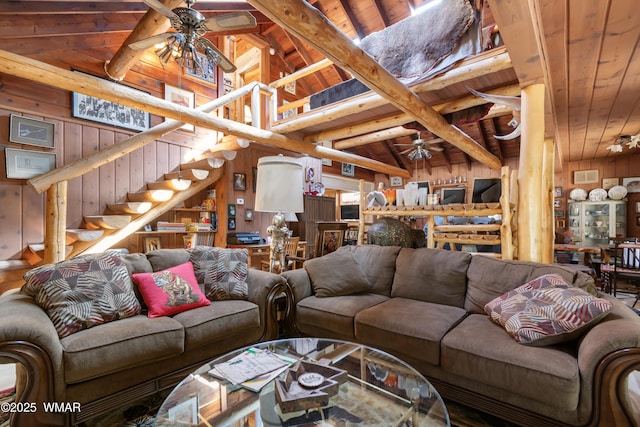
[44,181,67,264]
[517,84,545,262]
[541,138,555,263]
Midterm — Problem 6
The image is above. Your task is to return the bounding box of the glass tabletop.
[155,338,450,426]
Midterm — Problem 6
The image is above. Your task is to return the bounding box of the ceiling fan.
[395,132,444,160]
[129,0,257,73]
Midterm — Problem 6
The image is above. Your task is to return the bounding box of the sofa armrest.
[281,269,313,337]
[247,269,287,340]
[0,292,66,425]
[576,295,640,425]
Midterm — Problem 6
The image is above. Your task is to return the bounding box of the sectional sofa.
[282,244,640,427]
[0,247,286,426]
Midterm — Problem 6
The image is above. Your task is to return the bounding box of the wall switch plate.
[237,198,244,205]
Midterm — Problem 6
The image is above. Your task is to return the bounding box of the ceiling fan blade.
[202,11,257,32]
[429,146,444,152]
[129,32,176,50]
[198,37,237,73]
[142,0,179,20]
[399,147,415,155]
[393,144,414,148]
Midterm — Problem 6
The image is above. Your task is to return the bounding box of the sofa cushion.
[441,314,580,410]
[146,248,190,272]
[391,248,471,307]
[304,250,371,297]
[21,252,141,338]
[484,273,612,346]
[172,300,261,350]
[120,252,153,275]
[296,294,389,339]
[465,256,598,314]
[132,262,210,318]
[338,245,401,296]
[189,247,249,300]
[62,314,184,383]
[356,297,467,366]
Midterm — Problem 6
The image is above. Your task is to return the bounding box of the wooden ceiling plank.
[337,0,365,40]
[0,13,144,39]
[372,0,390,28]
[487,118,505,164]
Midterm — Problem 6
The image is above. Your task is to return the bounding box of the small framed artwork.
[390,176,403,187]
[72,90,149,132]
[554,187,563,198]
[168,395,198,424]
[5,148,56,179]
[184,53,217,85]
[341,162,355,177]
[319,229,344,257]
[284,80,296,95]
[143,236,161,253]
[554,200,561,208]
[228,204,236,217]
[602,177,619,190]
[305,167,315,182]
[574,169,598,185]
[9,115,55,148]
[623,177,640,193]
[554,210,565,217]
[228,218,236,230]
[233,173,246,191]
[557,220,566,229]
[165,84,195,131]
[245,209,253,220]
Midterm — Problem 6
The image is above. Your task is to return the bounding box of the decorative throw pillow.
[131,262,210,318]
[189,247,249,301]
[484,274,612,346]
[21,252,141,338]
[304,249,371,297]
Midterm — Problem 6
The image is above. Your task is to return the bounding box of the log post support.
[44,182,67,264]
[517,83,545,262]
[541,137,555,263]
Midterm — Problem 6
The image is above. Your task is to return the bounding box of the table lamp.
[254,155,304,272]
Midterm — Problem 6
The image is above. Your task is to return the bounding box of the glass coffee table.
[155,338,449,426]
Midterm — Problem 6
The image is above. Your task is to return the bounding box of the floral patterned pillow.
[484,274,612,346]
[22,252,141,338]
[189,247,249,301]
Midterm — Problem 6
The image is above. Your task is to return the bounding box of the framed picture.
[228,218,236,230]
[305,167,315,182]
[557,219,566,229]
[168,395,198,424]
[5,148,56,179]
[554,200,561,208]
[554,187,563,197]
[319,229,344,257]
[636,202,640,213]
[9,115,55,148]
[284,80,296,95]
[252,167,257,192]
[390,176,403,187]
[245,209,253,220]
[574,169,598,185]
[602,177,619,190]
[233,173,246,191]
[184,53,217,85]
[72,92,149,132]
[341,162,355,177]
[623,177,640,193]
[228,204,236,217]
[554,210,565,218]
[165,84,195,131]
[143,236,161,253]
[441,188,466,205]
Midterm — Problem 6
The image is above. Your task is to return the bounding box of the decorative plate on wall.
[588,188,608,202]
[569,188,588,201]
[608,185,628,200]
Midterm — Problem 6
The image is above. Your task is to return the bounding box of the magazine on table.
[209,348,296,390]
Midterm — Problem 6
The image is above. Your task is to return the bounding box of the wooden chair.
[600,239,640,301]
[261,237,301,273]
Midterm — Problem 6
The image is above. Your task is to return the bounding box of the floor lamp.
[254,155,304,273]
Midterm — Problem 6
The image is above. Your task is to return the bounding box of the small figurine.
[266,213,289,273]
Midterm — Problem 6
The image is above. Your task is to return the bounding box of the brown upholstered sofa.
[0,248,286,426]
[282,244,640,427]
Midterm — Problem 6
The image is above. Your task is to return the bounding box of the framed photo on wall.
[5,148,56,179]
[143,237,161,253]
[165,84,195,131]
[341,162,355,177]
[319,229,344,257]
[9,115,55,148]
[233,173,246,191]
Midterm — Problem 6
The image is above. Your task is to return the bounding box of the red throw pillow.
[132,262,210,318]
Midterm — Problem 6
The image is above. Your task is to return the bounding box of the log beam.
[44,181,67,264]
[104,0,184,81]
[247,0,501,170]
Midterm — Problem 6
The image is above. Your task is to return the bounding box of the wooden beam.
[44,181,67,264]
[104,0,184,81]
[0,49,409,179]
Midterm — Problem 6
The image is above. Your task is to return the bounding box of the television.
[471,178,502,203]
[340,204,360,220]
[441,188,466,205]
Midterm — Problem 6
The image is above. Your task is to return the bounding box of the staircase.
[26,157,225,265]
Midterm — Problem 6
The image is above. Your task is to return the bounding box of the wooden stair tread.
[164,169,209,181]
[107,202,153,214]
[84,215,132,230]
[147,179,192,191]
[127,190,174,202]
[66,228,105,242]
[25,244,73,265]
[181,157,225,170]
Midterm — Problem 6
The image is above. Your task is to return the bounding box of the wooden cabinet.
[289,195,336,257]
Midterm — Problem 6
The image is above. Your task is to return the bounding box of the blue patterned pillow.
[188,247,249,301]
[22,252,141,338]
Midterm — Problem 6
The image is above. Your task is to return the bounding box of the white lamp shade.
[254,156,304,213]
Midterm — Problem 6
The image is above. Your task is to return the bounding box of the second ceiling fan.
[129,0,257,73]
[395,132,444,160]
